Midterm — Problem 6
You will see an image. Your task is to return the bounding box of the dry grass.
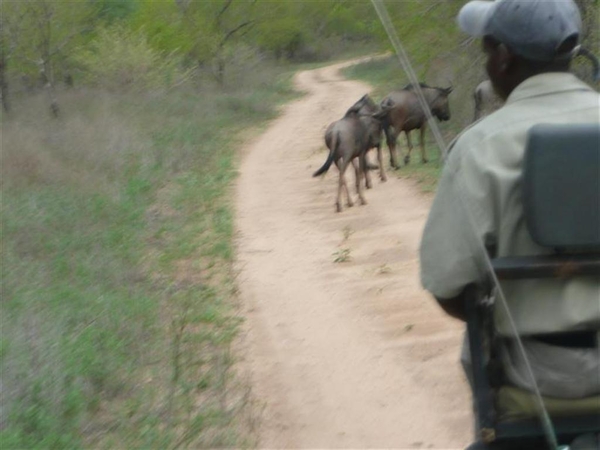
[1,72,296,447]
[2,92,152,193]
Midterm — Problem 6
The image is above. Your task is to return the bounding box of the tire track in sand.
[235,57,472,449]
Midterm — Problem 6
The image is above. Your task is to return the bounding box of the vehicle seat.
[466,123,600,447]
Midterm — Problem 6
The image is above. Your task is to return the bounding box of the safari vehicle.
[465,123,600,450]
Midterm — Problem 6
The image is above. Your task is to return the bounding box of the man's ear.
[496,43,515,74]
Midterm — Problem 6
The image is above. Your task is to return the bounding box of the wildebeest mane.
[403,82,432,90]
[343,94,379,118]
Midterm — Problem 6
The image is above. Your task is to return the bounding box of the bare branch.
[215,0,234,26]
[218,20,254,50]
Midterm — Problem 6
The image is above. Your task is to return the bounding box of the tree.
[174,0,258,86]
[14,0,93,115]
[0,1,29,113]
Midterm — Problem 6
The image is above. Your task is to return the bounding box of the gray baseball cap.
[458,0,582,62]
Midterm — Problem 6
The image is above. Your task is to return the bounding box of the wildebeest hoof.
[422,158,429,164]
[366,181,373,189]
[404,155,410,165]
[347,201,354,208]
[336,203,342,213]
[359,198,367,206]
[381,175,387,182]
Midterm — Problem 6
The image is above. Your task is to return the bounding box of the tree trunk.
[0,54,9,113]
[39,59,59,117]
[216,58,225,87]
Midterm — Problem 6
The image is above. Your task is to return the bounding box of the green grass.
[394,148,444,193]
[376,133,445,193]
[1,69,297,448]
[333,248,352,263]
[342,55,405,98]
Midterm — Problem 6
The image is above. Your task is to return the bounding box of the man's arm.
[435,293,467,321]
[419,135,494,315]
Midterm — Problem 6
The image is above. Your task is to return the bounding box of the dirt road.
[235,58,472,449]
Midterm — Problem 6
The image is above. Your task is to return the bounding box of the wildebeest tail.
[313,130,339,177]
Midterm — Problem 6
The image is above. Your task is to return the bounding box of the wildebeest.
[377,83,452,177]
[473,80,503,122]
[314,94,384,212]
[324,94,383,187]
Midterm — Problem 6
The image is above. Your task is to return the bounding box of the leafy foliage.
[91,0,138,24]
[74,26,190,91]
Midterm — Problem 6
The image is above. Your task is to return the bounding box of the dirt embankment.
[235,58,472,449]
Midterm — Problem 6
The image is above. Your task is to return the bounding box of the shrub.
[74,26,191,92]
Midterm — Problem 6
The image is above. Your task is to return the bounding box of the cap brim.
[458,0,497,37]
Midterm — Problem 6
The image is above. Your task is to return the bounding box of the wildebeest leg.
[353,158,360,193]
[357,153,368,205]
[376,143,387,182]
[344,175,353,207]
[361,153,373,189]
[351,157,371,189]
[335,159,350,212]
[384,126,400,169]
[354,159,361,195]
[404,131,414,165]
[352,158,371,189]
[420,123,428,163]
[335,160,343,212]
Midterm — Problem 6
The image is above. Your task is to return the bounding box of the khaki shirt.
[420,73,600,336]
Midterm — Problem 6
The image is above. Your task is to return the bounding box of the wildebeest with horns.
[376,83,452,178]
[314,94,384,213]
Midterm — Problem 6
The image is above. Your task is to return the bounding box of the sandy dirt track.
[235,58,472,449]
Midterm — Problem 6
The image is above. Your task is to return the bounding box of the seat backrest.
[468,124,600,446]
[524,123,600,251]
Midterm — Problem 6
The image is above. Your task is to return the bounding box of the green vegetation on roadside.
[1,70,297,448]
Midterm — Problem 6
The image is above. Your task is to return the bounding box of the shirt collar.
[506,73,594,105]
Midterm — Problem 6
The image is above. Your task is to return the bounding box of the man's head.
[458,0,582,99]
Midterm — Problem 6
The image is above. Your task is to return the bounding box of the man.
[419,0,600,447]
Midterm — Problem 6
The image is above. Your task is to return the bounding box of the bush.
[74,26,191,92]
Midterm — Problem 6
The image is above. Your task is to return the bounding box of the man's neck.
[504,67,571,99]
